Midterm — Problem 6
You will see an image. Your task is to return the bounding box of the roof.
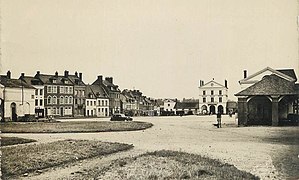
[68,74,86,86]
[36,74,74,85]
[21,76,43,86]
[199,80,227,89]
[86,84,109,98]
[235,74,297,96]
[175,101,199,109]
[92,78,120,93]
[276,69,297,81]
[0,76,35,89]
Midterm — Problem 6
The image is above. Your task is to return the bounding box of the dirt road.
[3,115,298,179]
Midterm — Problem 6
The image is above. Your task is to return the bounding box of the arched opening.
[11,102,17,121]
[217,105,224,114]
[209,105,216,115]
[247,96,272,125]
[201,105,208,114]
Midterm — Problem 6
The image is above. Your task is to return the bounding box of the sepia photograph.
[0,0,298,179]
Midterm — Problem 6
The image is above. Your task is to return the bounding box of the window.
[60,86,64,94]
[35,89,38,95]
[82,90,85,96]
[53,86,57,93]
[87,101,89,106]
[31,95,34,99]
[211,90,214,95]
[65,96,68,104]
[40,89,43,96]
[211,97,214,103]
[105,100,108,106]
[60,96,64,105]
[90,101,93,106]
[219,97,222,103]
[65,87,69,94]
[53,79,57,83]
[69,97,73,104]
[69,87,73,94]
[47,96,52,104]
[75,98,78,105]
[53,96,57,104]
[47,86,52,93]
[40,99,43,106]
[203,97,206,103]
[75,90,78,96]
[203,90,206,95]
[98,100,101,106]
[35,99,38,106]
[219,90,222,95]
[168,104,170,106]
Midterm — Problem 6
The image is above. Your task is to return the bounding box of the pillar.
[237,96,248,126]
[271,96,279,126]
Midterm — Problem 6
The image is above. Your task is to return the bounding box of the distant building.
[92,75,121,115]
[0,71,35,121]
[161,99,177,115]
[226,100,237,114]
[175,99,199,115]
[235,67,299,126]
[198,79,228,114]
[85,84,109,117]
[67,71,86,117]
[19,72,45,118]
[34,71,74,117]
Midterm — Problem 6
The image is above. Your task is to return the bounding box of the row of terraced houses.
[0,70,162,121]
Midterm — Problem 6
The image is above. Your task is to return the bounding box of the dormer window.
[65,80,68,84]
[53,79,57,83]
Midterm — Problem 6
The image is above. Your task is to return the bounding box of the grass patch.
[1,139,133,179]
[1,137,37,146]
[76,150,259,180]
[0,121,153,133]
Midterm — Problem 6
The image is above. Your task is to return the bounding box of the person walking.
[216,112,222,128]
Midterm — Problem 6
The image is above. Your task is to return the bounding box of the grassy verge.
[1,139,133,179]
[1,137,37,146]
[0,121,153,133]
[75,150,259,180]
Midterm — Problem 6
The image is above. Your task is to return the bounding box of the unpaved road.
[2,115,299,179]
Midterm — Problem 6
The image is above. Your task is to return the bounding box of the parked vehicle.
[110,113,133,121]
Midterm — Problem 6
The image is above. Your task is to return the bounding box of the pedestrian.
[216,112,222,128]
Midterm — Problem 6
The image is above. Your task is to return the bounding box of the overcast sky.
[1,0,298,100]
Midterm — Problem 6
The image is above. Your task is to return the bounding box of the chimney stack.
[21,73,25,79]
[75,71,78,77]
[243,70,247,79]
[79,73,82,80]
[7,71,11,79]
[97,75,103,84]
[64,70,69,78]
[225,80,228,88]
[55,71,58,77]
[105,77,113,84]
[36,71,40,77]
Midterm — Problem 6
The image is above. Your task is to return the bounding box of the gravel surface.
[3,115,298,179]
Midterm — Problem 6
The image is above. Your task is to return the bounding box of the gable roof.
[199,80,227,89]
[276,69,297,81]
[0,75,35,89]
[35,73,73,85]
[86,84,109,98]
[67,74,86,86]
[239,67,296,84]
[235,74,296,96]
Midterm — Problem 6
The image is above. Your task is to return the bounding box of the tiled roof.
[175,101,199,109]
[36,74,73,85]
[87,84,109,98]
[235,74,296,96]
[68,75,86,86]
[0,76,35,89]
[276,69,297,81]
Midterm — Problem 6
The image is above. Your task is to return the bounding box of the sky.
[1,0,298,100]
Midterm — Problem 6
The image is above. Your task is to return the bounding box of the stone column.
[237,96,248,126]
[271,96,279,126]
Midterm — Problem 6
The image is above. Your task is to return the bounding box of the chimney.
[55,71,58,77]
[75,71,78,77]
[225,80,228,88]
[36,71,40,77]
[79,73,82,80]
[105,77,113,84]
[64,70,69,78]
[243,70,247,78]
[97,75,103,84]
[21,73,25,79]
[7,71,11,79]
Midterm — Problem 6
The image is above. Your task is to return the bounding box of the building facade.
[0,71,35,121]
[85,84,109,117]
[198,79,228,114]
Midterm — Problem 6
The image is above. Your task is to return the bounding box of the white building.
[198,79,228,114]
[0,71,35,121]
[85,84,109,117]
[163,99,177,115]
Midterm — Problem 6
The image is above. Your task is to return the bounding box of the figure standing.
[216,112,222,128]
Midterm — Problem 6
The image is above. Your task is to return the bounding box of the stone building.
[235,67,299,126]
[198,79,228,114]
